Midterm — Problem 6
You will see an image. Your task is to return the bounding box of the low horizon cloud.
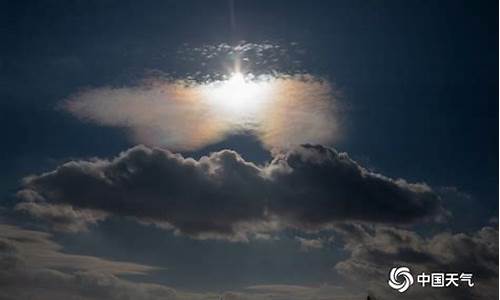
[334,223,498,300]
[1,219,495,300]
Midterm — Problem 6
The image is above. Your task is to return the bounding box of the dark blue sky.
[1,0,497,220]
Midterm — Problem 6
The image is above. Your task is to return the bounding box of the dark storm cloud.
[16,145,445,240]
[267,145,445,227]
[18,146,268,240]
[334,223,498,300]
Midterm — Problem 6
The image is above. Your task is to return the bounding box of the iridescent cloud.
[63,73,339,151]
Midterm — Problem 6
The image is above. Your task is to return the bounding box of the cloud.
[0,223,156,275]
[266,145,445,227]
[15,202,107,233]
[0,269,178,300]
[334,223,498,300]
[3,221,494,300]
[0,223,178,300]
[176,42,309,79]
[63,79,229,150]
[62,74,339,151]
[0,222,363,300]
[245,284,314,293]
[232,284,360,300]
[257,76,339,150]
[295,237,324,251]
[17,144,445,240]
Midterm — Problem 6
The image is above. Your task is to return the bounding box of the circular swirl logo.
[388,266,414,293]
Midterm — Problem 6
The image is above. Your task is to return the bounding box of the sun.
[221,72,248,102]
[204,72,272,119]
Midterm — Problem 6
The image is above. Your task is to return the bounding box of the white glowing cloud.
[63,74,339,150]
[203,73,272,121]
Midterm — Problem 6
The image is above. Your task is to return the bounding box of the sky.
[0,1,498,300]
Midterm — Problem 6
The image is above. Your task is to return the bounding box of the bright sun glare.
[204,72,272,119]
